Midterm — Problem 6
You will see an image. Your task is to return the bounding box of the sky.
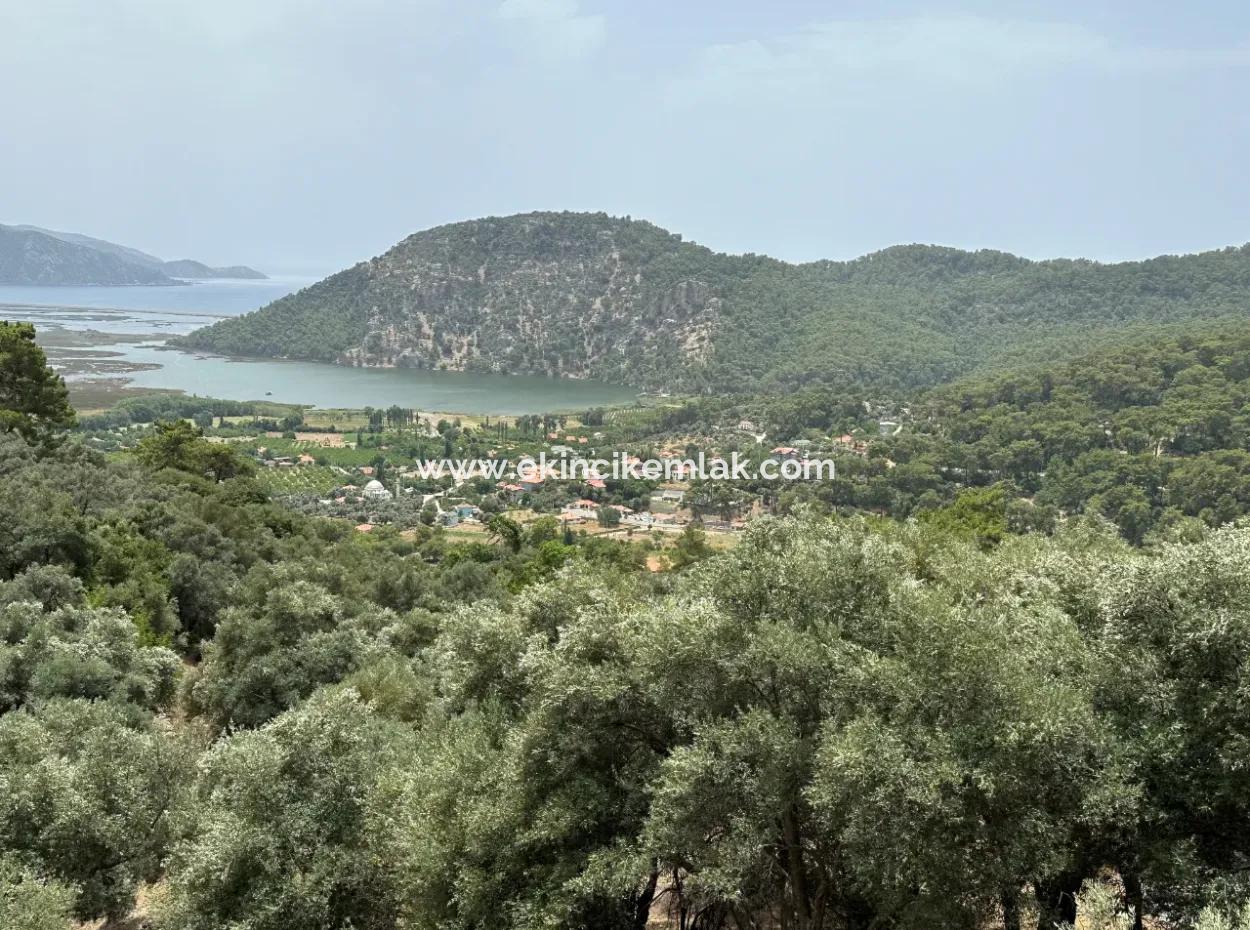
[2,1,1248,273]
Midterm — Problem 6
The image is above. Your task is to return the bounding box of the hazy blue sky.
[2,1,1248,273]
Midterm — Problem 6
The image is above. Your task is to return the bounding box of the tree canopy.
[0,322,73,442]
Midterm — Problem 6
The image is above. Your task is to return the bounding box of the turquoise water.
[119,345,636,413]
[2,278,637,413]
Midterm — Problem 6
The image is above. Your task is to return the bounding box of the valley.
[9,6,1250,928]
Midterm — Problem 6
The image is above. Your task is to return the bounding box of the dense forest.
[13,316,1250,927]
[178,211,1250,394]
[604,323,1250,547]
[908,323,1250,542]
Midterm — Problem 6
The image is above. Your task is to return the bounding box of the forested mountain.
[11,224,166,267]
[2,224,265,283]
[0,224,175,285]
[177,211,1250,392]
[180,212,756,386]
[900,323,1250,542]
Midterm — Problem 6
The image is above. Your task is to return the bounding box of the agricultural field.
[299,408,373,431]
[245,435,381,467]
[255,464,344,496]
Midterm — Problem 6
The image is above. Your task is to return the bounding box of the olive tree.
[157,688,410,930]
[0,699,191,921]
[0,855,76,930]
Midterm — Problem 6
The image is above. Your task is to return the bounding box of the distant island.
[0,223,266,286]
[159,258,268,280]
[176,209,1250,394]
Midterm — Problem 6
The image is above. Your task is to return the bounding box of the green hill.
[177,211,1250,392]
[902,322,1250,542]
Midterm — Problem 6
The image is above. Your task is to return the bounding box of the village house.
[497,481,524,501]
[835,434,870,456]
[650,488,687,513]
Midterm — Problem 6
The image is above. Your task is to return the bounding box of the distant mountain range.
[0,224,265,286]
[176,211,1250,394]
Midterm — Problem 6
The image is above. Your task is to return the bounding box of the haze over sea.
[2,278,637,413]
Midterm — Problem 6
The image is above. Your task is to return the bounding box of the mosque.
[362,479,392,500]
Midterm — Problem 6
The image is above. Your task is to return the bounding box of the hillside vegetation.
[178,211,1250,392]
[910,322,1250,541]
[9,420,1250,929]
[13,288,1250,929]
[579,322,1250,545]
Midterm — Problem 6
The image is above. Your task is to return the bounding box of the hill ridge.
[1,223,266,283]
[176,211,1250,393]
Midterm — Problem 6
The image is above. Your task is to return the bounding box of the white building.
[363,479,392,500]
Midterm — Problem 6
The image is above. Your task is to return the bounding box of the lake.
[1,279,638,414]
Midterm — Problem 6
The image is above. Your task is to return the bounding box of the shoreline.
[2,300,231,319]
[22,311,648,420]
[62,342,643,416]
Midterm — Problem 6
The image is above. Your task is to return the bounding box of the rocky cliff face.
[339,232,721,382]
[181,212,738,388]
